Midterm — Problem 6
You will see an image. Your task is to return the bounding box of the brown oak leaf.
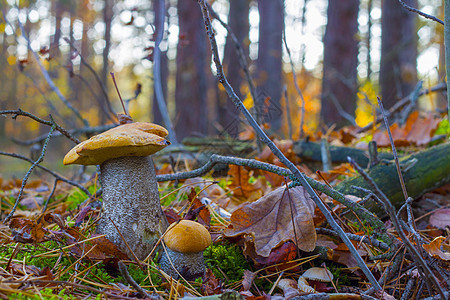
[224,186,316,257]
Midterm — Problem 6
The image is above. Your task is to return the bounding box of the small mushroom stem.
[97,156,168,260]
[159,248,205,280]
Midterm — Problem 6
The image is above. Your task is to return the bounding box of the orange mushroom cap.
[63,122,170,165]
[163,220,211,253]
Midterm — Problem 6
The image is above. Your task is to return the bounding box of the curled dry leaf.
[224,186,316,257]
[9,218,47,244]
[242,270,257,291]
[429,208,450,229]
[422,236,450,261]
[227,165,263,201]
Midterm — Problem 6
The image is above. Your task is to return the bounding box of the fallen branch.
[197,0,381,290]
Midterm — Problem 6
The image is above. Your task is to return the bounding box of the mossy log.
[335,142,450,214]
[293,140,394,166]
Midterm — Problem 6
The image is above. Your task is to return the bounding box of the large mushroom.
[64,122,170,260]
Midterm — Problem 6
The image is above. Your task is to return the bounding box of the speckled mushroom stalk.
[159,220,211,280]
[98,156,168,260]
[64,122,170,260]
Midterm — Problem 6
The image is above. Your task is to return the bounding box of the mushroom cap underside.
[302,267,334,282]
[63,122,170,165]
[163,220,211,253]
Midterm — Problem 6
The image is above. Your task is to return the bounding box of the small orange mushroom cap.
[63,122,170,165]
[163,220,211,253]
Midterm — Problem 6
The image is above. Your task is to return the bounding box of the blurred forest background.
[0,0,446,175]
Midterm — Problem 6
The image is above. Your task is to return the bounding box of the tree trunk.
[175,0,209,139]
[380,0,418,109]
[218,0,250,134]
[257,0,284,133]
[321,0,359,127]
[100,0,113,124]
[152,0,168,125]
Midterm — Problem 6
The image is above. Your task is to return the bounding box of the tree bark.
[218,0,250,133]
[321,0,359,127]
[100,0,113,124]
[380,0,418,109]
[257,0,284,133]
[175,0,209,139]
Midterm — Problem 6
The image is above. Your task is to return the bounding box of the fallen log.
[293,140,394,166]
[335,142,450,214]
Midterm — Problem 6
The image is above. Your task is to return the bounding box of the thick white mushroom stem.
[97,156,168,260]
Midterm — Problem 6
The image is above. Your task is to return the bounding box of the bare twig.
[357,82,446,133]
[283,86,293,139]
[206,2,262,127]
[11,123,115,146]
[63,37,117,123]
[153,0,178,145]
[281,21,306,138]
[0,151,91,196]
[315,228,390,251]
[4,122,56,223]
[397,0,444,25]
[110,72,128,116]
[14,16,89,127]
[347,157,445,299]
[377,97,408,201]
[197,0,381,290]
[0,109,80,144]
[118,261,151,298]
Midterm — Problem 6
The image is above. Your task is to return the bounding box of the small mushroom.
[63,122,170,260]
[297,267,333,293]
[277,278,301,299]
[159,220,211,280]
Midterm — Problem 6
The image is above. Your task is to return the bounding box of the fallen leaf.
[202,269,223,295]
[242,270,257,291]
[429,209,450,229]
[373,112,442,147]
[254,241,297,265]
[422,236,450,261]
[224,186,316,257]
[184,188,211,226]
[227,165,262,201]
[9,218,47,244]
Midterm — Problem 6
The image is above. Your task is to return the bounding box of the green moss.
[66,186,99,210]
[204,242,250,283]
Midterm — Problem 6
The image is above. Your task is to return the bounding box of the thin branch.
[118,261,151,298]
[197,0,381,290]
[357,82,446,133]
[397,0,444,25]
[14,16,89,128]
[11,123,115,146]
[206,2,263,127]
[62,37,117,123]
[377,97,408,201]
[281,20,306,138]
[0,151,91,196]
[4,122,56,223]
[0,109,80,144]
[347,157,445,299]
[153,0,178,145]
